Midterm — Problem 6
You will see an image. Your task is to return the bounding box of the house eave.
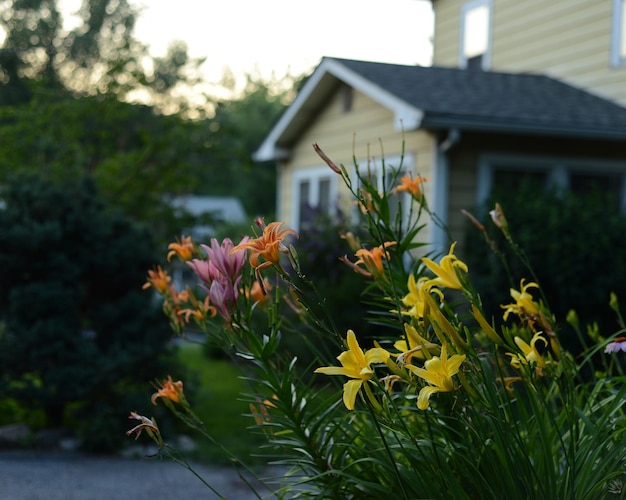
[252,145,290,163]
[423,116,626,141]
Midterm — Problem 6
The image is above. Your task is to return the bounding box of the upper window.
[292,167,338,231]
[341,84,354,113]
[612,0,626,67]
[460,0,491,70]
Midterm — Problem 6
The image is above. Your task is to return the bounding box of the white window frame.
[291,166,339,231]
[612,0,626,67]
[352,154,415,227]
[476,152,626,212]
[459,0,492,70]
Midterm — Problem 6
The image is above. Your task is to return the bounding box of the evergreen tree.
[0,174,173,450]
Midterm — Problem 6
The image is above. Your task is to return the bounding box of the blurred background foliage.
[463,181,626,353]
[0,0,292,453]
[0,0,293,243]
[0,175,173,451]
[4,0,624,460]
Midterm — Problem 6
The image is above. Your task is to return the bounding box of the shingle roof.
[334,58,626,137]
[254,57,626,162]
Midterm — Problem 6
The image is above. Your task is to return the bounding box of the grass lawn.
[174,342,265,465]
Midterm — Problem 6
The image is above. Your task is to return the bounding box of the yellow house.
[255,1,626,255]
[434,0,626,106]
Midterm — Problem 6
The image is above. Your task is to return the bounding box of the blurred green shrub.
[464,181,626,349]
[0,174,173,451]
[282,207,378,366]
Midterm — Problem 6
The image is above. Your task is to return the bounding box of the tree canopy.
[0,87,210,239]
[0,0,295,242]
[0,0,204,113]
[0,1,295,452]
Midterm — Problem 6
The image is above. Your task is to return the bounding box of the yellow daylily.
[400,275,436,319]
[394,323,440,363]
[471,305,504,346]
[314,330,390,410]
[501,279,540,322]
[407,343,466,410]
[421,242,468,290]
[507,332,548,373]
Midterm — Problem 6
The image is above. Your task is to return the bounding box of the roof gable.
[254,58,423,162]
[255,57,626,162]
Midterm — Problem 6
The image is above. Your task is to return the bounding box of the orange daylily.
[151,375,184,405]
[353,241,397,276]
[247,279,272,303]
[395,174,428,197]
[351,188,376,214]
[143,266,172,294]
[167,235,195,262]
[231,219,298,272]
[178,295,217,323]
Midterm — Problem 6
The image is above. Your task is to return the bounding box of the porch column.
[431,129,460,255]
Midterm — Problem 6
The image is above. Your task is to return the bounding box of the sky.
[131,0,434,83]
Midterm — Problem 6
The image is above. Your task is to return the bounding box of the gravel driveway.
[0,450,284,499]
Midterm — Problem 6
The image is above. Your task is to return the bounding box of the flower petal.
[365,347,390,365]
[343,379,363,410]
[314,366,350,377]
[445,354,466,377]
[346,330,367,367]
[417,386,441,410]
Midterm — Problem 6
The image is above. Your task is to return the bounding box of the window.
[460,0,491,70]
[353,155,414,228]
[292,167,338,230]
[612,0,626,67]
[341,84,354,113]
[477,154,626,212]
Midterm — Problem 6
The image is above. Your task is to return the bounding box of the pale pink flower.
[209,275,239,322]
[202,237,248,282]
[187,258,223,285]
[126,412,160,441]
[605,337,626,354]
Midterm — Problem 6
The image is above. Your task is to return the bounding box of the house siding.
[433,0,462,66]
[433,0,626,106]
[278,86,438,242]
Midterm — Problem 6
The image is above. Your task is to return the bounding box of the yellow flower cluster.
[317,243,469,411]
[316,240,560,412]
